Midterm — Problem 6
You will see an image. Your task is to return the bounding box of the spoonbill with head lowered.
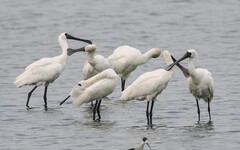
[60,68,119,121]
[120,50,185,126]
[166,49,214,123]
[14,33,92,109]
[68,44,111,107]
[128,137,152,150]
[108,45,161,91]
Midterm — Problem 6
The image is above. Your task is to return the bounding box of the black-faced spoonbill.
[108,45,161,91]
[60,68,119,121]
[166,49,214,123]
[81,44,110,79]
[120,50,176,126]
[14,33,92,109]
[69,44,111,107]
[128,137,152,150]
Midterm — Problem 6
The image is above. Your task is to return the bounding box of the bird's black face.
[165,51,191,71]
[65,33,92,44]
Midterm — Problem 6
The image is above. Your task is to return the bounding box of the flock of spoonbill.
[14,33,214,126]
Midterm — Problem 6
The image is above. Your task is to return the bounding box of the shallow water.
[1,0,240,149]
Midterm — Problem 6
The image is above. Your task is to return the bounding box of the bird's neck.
[140,51,153,64]
[87,52,96,66]
[59,39,69,56]
[58,41,69,66]
[163,54,173,65]
[188,58,196,75]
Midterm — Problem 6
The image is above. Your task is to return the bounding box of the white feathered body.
[83,54,110,80]
[108,45,160,80]
[14,54,67,88]
[120,69,174,101]
[188,68,214,102]
[70,68,119,107]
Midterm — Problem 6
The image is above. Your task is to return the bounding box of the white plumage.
[60,68,119,120]
[166,49,214,122]
[82,44,110,80]
[120,50,174,126]
[186,49,214,122]
[108,45,161,91]
[14,33,91,108]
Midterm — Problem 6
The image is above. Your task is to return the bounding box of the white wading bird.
[81,44,110,80]
[60,68,119,121]
[166,49,214,123]
[81,44,110,107]
[128,137,152,150]
[108,45,161,91]
[120,50,184,126]
[14,33,92,109]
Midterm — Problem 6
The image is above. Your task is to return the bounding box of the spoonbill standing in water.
[68,44,110,107]
[166,49,214,123]
[128,137,152,150]
[120,50,185,126]
[108,45,161,91]
[14,33,92,109]
[60,68,119,121]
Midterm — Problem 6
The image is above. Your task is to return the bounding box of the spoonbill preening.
[60,68,119,121]
[108,45,161,91]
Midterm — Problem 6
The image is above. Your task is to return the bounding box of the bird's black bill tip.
[67,47,85,56]
[59,95,71,106]
[65,33,92,44]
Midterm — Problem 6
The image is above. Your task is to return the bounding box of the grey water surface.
[0,0,240,149]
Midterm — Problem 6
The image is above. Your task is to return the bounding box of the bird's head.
[142,137,152,150]
[187,49,198,59]
[149,48,161,58]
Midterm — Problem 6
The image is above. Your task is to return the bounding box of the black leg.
[93,100,98,121]
[96,99,102,120]
[208,99,211,122]
[149,101,155,126]
[43,86,48,109]
[146,101,150,125]
[196,98,200,122]
[121,78,125,91]
[26,86,37,108]
[91,101,94,107]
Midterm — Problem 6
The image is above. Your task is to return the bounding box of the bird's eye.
[78,83,81,86]
[65,33,68,36]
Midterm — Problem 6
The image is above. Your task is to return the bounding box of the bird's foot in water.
[26,106,34,110]
[93,118,101,122]
[44,105,48,111]
[147,123,154,129]
[207,120,213,125]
